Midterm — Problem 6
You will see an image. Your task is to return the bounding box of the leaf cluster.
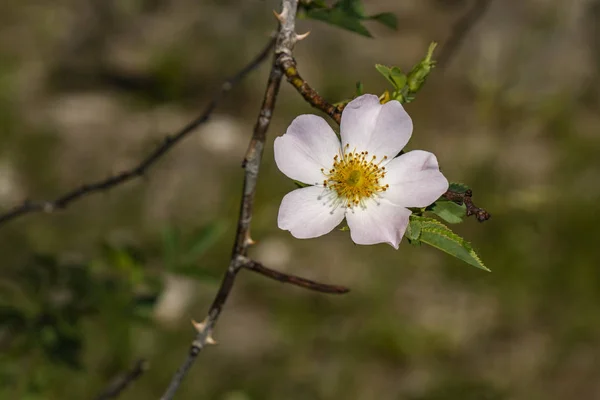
[299,0,397,37]
[375,42,438,104]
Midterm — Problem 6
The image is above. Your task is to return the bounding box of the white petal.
[367,100,412,160]
[278,186,345,239]
[345,199,411,249]
[274,115,341,185]
[382,150,449,208]
[340,95,412,161]
[340,94,381,152]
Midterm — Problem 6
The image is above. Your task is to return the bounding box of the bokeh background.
[1,0,600,399]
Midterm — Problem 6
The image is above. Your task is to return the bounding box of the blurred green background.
[1,0,600,399]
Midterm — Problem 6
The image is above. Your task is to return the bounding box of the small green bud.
[406,42,437,93]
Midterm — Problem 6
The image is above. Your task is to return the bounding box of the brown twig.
[243,258,350,294]
[0,36,276,227]
[279,57,343,124]
[94,359,148,400]
[437,0,493,68]
[442,189,490,222]
[159,2,304,399]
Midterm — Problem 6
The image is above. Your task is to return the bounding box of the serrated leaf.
[406,217,422,241]
[430,200,467,224]
[449,182,469,194]
[409,216,489,271]
[369,12,397,29]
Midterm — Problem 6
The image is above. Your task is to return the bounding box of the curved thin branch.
[243,258,349,294]
[0,36,276,227]
[279,57,343,124]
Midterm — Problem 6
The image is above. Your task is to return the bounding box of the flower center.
[321,144,389,208]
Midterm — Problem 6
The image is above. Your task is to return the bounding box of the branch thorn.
[205,335,218,346]
[245,234,257,247]
[191,318,207,333]
[295,31,311,41]
[273,8,288,24]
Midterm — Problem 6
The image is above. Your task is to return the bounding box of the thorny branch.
[160,2,349,398]
[437,0,493,68]
[280,57,343,124]
[0,37,276,227]
[3,1,491,397]
[95,359,148,400]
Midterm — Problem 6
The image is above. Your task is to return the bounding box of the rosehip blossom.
[274,94,449,248]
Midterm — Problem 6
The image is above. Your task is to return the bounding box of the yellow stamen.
[322,147,389,208]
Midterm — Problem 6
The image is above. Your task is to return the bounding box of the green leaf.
[375,64,395,86]
[293,180,310,188]
[449,182,469,194]
[389,67,407,89]
[375,65,407,91]
[408,216,489,271]
[430,200,467,224]
[306,8,372,37]
[378,42,438,104]
[369,12,397,29]
[302,0,397,37]
[338,0,366,17]
[406,217,422,243]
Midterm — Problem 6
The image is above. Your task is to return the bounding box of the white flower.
[274,94,449,249]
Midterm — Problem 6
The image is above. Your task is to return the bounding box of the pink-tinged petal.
[345,199,411,249]
[340,96,413,162]
[382,150,449,208]
[278,186,345,239]
[366,100,412,161]
[274,115,341,185]
[340,94,381,152]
